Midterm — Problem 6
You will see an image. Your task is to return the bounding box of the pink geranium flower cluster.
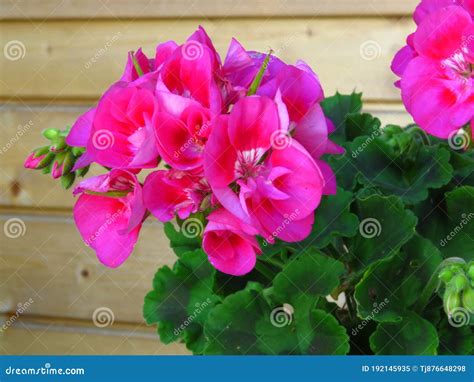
[57,27,342,275]
[392,0,474,139]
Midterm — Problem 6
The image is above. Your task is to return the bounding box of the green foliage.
[144,92,474,355]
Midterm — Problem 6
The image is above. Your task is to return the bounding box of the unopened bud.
[444,289,461,316]
[42,128,59,140]
[62,151,76,175]
[453,274,469,293]
[462,288,474,313]
[439,268,453,283]
[60,172,76,189]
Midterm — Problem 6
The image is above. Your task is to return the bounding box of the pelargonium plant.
[26,16,473,355]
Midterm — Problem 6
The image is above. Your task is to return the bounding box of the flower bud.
[50,136,67,152]
[453,274,469,293]
[468,264,474,280]
[24,152,45,169]
[51,161,64,179]
[61,172,76,190]
[462,288,474,313]
[444,289,461,316]
[438,268,453,283]
[36,152,56,169]
[61,151,76,175]
[42,128,59,141]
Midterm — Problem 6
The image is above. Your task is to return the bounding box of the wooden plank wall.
[0,0,417,354]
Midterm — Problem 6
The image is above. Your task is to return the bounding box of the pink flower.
[86,85,160,168]
[396,6,474,138]
[154,104,212,170]
[143,169,207,222]
[73,169,146,268]
[204,95,324,247]
[203,208,261,276]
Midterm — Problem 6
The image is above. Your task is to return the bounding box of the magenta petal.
[66,107,96,147]
[73,194,140,268]
[414,6,471,59]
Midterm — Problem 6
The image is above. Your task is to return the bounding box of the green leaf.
[321,92,362,144]
[204,282,266,355]
[143,250,220,353]
[438,319,474,355]
[256,309,349,355]
[297,188,359,249]
[345,113,382,142]
[273,249,345,304]
[350,194,417,269]
[370,312,439,355]
[417,186,474,260]
[163,222,201,257]
[354,235,443,323]
[350,134,453,204]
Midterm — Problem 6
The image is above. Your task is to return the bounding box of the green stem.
[415,257,466,314]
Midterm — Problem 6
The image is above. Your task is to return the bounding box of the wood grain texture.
[0,18,414,102]
[0,212,176,323]
[0,103,413,210]
[0,315,189,354]
[0,0,418,19]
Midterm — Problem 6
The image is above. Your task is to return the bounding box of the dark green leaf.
[163,222,201,257]
[370,312,439,355]
[438,319,474,355]
[204,282,266,355]
[354,235,443,322]
[143,250,219,353]
[350,135,453,204]
[297,188,359,249]
[321,92,362,144]
[350,194,417,269]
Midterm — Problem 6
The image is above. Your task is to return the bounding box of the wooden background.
[0,0,417,355]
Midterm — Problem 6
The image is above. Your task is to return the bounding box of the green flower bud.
[76,165,90,178]
[468,264,474,280]
[60,172,75,190]
[36,152,56,169]
[51,136,67,152]
[453,274,469,293]
[71,146,85,157]
[42,128,59,140]
[444,289,461,316]
[439,268,453,283]
[462,288,474,313]
[61,151,76,175]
